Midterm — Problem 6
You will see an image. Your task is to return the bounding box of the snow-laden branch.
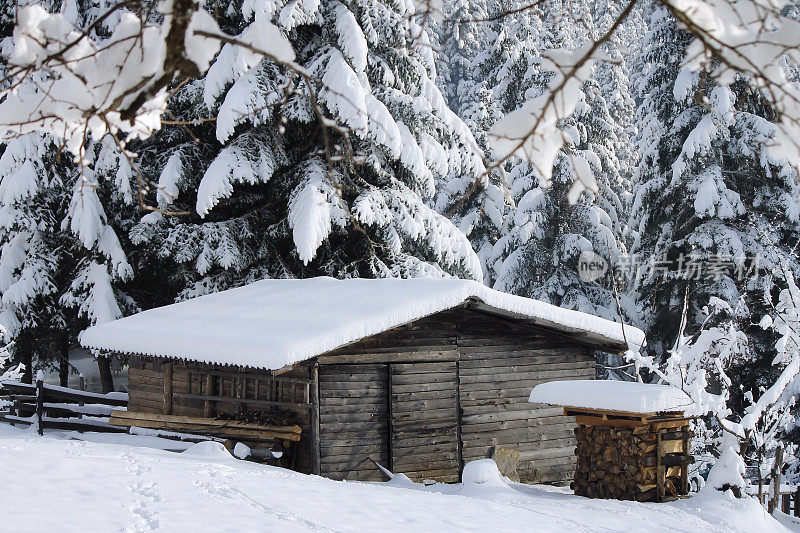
[487,45,606,202]
[0,2,294,162]
[479,0,800,208]
[0,3,210,158]
[740,268,800,433]
[662,0,800,164]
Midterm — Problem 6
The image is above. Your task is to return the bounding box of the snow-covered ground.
[0,424,792,532]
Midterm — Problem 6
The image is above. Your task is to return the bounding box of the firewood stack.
[529,380,696,503]
[567,409,694,502]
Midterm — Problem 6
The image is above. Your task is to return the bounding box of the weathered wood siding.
[128,357,165,413]
[390,362,460,482]
[318,364,389,480]
[316,307,596,484]
[457,314,595,484]
[127,357,314,473]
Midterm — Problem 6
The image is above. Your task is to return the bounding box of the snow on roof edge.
[80,278,645,370]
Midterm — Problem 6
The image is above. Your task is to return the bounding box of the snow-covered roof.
[529,380,693,414]
[80,277,645,370]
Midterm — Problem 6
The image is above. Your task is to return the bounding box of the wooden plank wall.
[318,364,390,480]
[128,357,166,413]
[316,307,595,484]
[457,313,595,484]
[318,313,462,482]
[127,357,314,473]
[390,362,460,482]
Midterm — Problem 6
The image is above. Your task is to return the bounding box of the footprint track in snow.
[190,468,335,532]
[123,453,162,532]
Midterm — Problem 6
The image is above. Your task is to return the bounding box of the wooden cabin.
[80,277,644,484]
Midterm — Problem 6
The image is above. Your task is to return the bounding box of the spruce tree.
[0,2,136,386]
[439,1,638,325]
[629,7,800,414]
[128,0,485,302]
[0,135,69,382]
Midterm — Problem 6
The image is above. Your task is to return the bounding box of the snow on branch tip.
[0,2,294,163]
[486,0,800,203]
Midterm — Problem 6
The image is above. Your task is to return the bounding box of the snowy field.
[0,425,793,532]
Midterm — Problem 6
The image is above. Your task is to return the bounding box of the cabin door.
[318,363,391,481]
[389,361,461,482]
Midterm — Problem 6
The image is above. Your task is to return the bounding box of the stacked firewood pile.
[570,419,692,502]
[572,425,654,500]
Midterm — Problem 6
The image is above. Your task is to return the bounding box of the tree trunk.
[770,447,784,513]
[18,334,33,384]
[59,335,69,387]
[97,354,114,393]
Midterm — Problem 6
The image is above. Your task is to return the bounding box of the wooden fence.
[781,489,800,516]
[0,378,128,434]
[0,378,295,456]
[755,487,800,517]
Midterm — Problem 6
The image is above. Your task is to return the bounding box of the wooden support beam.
[110,410,301,432]
[109,410,302,442]
[172,393,312,413]
[310,363,321,476]
[656,429,665,502]
[660,455,694,467]
[35,377,44,436]
[203,374,213,418]
[681,431,690,494]
[163,361,173,415]
[455,359,463,482]
[387,363,394,473]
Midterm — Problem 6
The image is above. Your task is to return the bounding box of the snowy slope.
[0,425,787,532]
[80,277,645,370]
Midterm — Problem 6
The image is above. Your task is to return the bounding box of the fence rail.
[0,379,287,457]
[0,378,128,434]
[753,484,800,517]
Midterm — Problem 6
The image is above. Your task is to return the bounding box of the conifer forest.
[3,1,800,526]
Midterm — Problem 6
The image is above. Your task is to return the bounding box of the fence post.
[769,447,784,514]
[35,372,44,436]
[795,487,800,517]
[7,382,16,427]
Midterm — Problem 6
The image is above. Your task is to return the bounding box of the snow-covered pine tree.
[629,6,800,414]
[0,134,71,383]
[61,137,137,390]
[441,1,639,327]
[434,0,508,280]
[128,0,485,300]
[0,3,71,383]
[0,2,136,386]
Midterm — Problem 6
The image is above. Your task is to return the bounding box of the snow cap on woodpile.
[529,380,694,414]
[80,277,645,370]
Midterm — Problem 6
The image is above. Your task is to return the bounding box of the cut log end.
[572,422,691,502]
